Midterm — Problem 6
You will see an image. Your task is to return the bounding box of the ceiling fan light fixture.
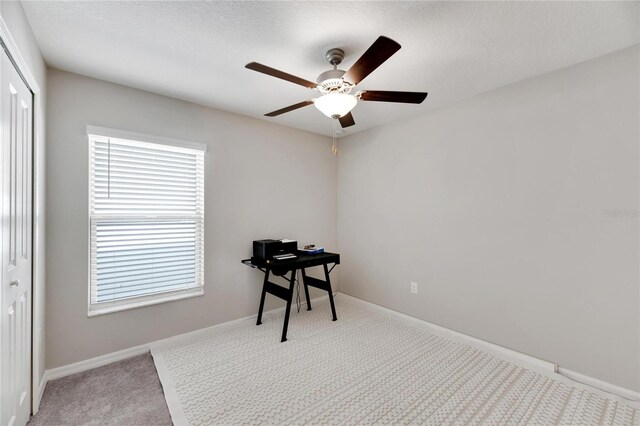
[314,93,357,119]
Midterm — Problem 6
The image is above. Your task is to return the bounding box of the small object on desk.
[273,253,297,260]
[299,245,324,254]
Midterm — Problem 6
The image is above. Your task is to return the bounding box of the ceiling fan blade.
[339,112,355,128]
[246,62,317,89]
[343,36,401,85]
[264,100,314,117]
[360,90,428,104]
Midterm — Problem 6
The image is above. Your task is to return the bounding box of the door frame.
[0,16,45,415]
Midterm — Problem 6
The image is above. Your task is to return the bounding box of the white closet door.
[0,47,33,426]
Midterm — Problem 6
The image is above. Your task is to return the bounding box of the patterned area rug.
[152,295,639,425]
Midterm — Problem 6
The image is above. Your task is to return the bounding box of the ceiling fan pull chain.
[332,119,338,156]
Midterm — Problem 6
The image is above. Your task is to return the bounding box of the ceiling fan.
[245,36,428,129]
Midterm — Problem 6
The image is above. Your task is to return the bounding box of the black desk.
[241,252,340,342]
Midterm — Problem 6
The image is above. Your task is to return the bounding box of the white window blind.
[88,130,205,315]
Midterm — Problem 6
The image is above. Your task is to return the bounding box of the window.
[87,126,206,316]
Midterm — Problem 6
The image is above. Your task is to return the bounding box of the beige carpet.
[152,295,639,425]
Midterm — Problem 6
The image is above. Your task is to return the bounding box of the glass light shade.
[314,93,357,118]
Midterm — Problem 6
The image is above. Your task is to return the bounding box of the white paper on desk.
[280,239,296,243]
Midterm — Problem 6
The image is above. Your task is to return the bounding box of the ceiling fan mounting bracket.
[326,48,345,66]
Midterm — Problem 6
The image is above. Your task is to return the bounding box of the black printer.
[253,239,297,260]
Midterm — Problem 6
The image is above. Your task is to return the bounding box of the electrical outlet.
[410,281,418,294]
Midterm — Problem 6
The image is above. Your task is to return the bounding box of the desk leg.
[323,264,337,321]
[281,268,297,342]
[300,269,312,311]
[256,269,270,326]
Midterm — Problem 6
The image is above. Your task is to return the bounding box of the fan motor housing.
[315,48,354,94]
[317,69,345,83]
[317,69,353,95]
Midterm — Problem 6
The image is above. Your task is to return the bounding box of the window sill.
[88,288,204,317]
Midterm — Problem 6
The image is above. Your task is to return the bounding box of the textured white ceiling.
[23,1,639,137]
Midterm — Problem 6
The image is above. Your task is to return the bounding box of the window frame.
[86,125,207,317]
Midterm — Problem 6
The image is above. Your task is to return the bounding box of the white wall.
[0,0,47,410]
[337,45,639,392]
[45,69,336,368]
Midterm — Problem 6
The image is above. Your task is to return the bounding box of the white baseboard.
[338,293,640,403]
[42,294,332,383]
[32,374,47,415]
[40,292,639,405]
[337,293,557,373]
[44,343,151,382]
[558,367,640,402]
